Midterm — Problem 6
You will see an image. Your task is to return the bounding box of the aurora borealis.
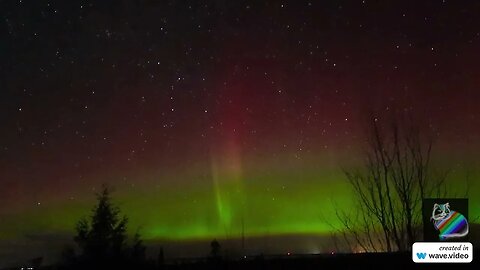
[1,0,480,266]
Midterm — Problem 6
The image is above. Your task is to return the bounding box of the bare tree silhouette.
[336,114,449,252]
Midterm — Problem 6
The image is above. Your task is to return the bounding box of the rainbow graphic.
[433,209,469,240]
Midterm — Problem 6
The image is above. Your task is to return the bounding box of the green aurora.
[1,154,478,243]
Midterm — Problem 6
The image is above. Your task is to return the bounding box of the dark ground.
[4,252,478,270]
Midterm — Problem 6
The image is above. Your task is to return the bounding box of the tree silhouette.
[210,239,221,257]
[74,185,128,261]
[336,114,451,252]
[131,231,147,262]
[157,246,165,267]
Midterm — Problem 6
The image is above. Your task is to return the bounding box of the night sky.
[1,0,480,265]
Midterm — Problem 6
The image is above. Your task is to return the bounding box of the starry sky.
[1,0,480,265]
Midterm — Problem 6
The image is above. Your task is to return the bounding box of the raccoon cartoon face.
[431,203,450,221]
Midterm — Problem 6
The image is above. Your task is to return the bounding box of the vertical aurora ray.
[211,159,232,230]
[209,78,248,239]
[210,130,246,238]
